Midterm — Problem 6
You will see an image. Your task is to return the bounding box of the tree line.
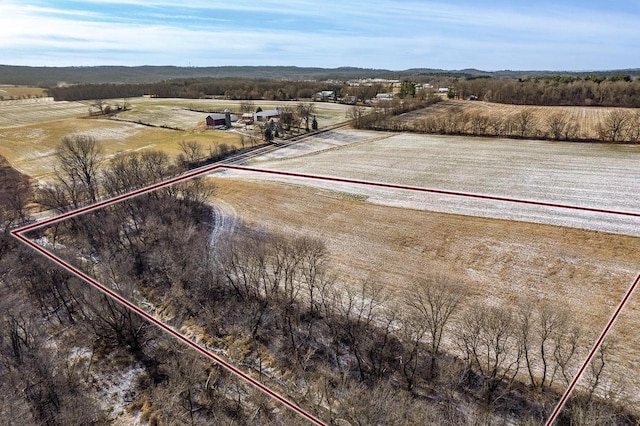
[2,135,635,423]
[48,78,347,102]
[349,95,442,130]
[49,75,640,108]
[355,105,640,143]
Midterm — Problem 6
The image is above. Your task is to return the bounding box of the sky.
[0,0,639,71]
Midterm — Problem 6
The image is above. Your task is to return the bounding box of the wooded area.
[48,79,346,102]
[1,138,637,424]
[49,71,640,108]
[452,75,640,107]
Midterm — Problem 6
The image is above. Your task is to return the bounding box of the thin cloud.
[1,1,638,70]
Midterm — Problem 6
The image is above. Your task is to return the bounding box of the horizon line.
[2,63,640,74]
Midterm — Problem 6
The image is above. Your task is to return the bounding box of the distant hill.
[1,65,639,86]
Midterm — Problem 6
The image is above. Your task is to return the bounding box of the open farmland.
[114,97,354,129]
[393,100,640,140]
[112,103,209,130]
[209,177,640,401]
[0,84,48,100]
[227,130,640,236]
[0,117,240,180]
[0,97,89,128]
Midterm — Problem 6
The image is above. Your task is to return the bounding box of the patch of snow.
[97,364,146,420]
[33,236,66,250]
[71,121,144,141]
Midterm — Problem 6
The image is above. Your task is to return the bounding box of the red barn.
[206,112,238,129]
[206,113,227,128]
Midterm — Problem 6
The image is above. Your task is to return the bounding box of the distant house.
[341,95,357,105]
[314,90,335,101]
[437,87,450,94]
[375,93,395,101]
[254,109,280,122]
[206,112,238,129]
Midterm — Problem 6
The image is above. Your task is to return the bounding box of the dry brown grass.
[0,85,47,99]
[210,177,640,395]
[0,118,241,180]
[397,100,639,140]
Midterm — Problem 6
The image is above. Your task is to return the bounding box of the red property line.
[16,163,226,233]
[545,273,640,425]
[11,163,640,425]
[224,165,640,219]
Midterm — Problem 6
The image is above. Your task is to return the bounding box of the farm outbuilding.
[375,93,395,101]
[206,112,238,129]
[241,113,254,124]
[314,90,335,101]
[254,109,280,122]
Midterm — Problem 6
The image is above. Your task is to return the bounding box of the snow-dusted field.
[112,105,206,130]
[0,98,89,128]
[217,131,640,236]
[247,128,385,162]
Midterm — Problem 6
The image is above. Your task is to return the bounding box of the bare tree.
[335,279,389,381]
[0,286,107,426]
[277,104,294,131]
[488,116,505,136]
[178,140,204,167]
[547,112,569,140]
[625,111,640,142]
[598,110,630,142]
[457,304,522,401]
[40,135,103,210]
[404,273,464,379]
[398,310,428,392]
[102,150,176,196]
[239,100,256,115]
[297,236,329,318]
[469,112,491,135]
[296,102,316,132]
[90,99,106,115]
[347,106,370,129]
[0,168,32,230]
[518,300,575,391]
[516,108,537,137]
[584,336,617,405]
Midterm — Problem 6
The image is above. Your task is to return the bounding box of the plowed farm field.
[210,128,640,402]
[224,130,640,236]
[0,97,89,128]
[0,85,48,100]
[209,177,640,401]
